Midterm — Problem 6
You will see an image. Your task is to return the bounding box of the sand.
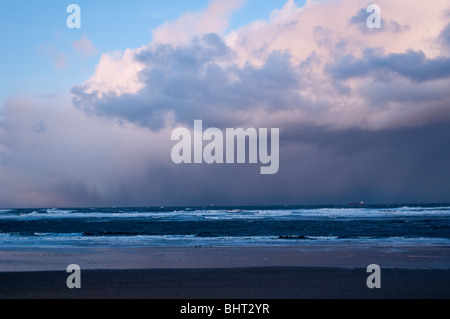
[1,267,450,299]
[0,244,449,299]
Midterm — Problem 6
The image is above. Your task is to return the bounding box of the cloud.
[75,48,146,98]
[278,122,450,204]
[32,120,47,134]
[349,7,410,34]
[0,96,173,207]
[71,0,450,134]
[440,22,450,50]
[37,44,68,69]
[2,94,450,207]
[328,49,450,82]
[72,37,98,57]
[3,0,450,207]
[72,34,303,130]
[152,0,245,45]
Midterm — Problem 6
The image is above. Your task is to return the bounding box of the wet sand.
[0,245,449,299]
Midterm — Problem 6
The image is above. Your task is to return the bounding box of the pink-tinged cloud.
[72,37,98,57]
[152,0,245,45]
[73,0,450,132]
[37,44,68,69]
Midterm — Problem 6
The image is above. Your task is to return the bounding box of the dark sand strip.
[1,267,449,299]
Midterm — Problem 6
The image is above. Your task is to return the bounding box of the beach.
[1,244,449,299]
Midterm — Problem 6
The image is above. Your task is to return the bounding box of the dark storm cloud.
[328,49,450,82]
[47,117,450,207]
[71,122,450,206]
[440,22,450,49]
[267,122,450,204]
[359,81,449,104]
[72,33,303,131]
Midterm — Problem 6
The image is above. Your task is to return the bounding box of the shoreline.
[1,244,449,299]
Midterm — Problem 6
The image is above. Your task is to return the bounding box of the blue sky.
[0,0,305,103]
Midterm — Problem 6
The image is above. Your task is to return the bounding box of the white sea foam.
[0,206,450,221]
[0,232,449,248]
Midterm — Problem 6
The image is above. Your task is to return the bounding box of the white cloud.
[81,48,146,98]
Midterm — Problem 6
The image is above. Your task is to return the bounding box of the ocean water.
[0,204,449,248]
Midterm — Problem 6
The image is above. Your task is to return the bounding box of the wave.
[0,232,449,248]
[1,206,449,221]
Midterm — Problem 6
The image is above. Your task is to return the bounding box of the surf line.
[171,120,279,175]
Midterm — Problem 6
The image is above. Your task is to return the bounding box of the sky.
[0,0,449,208]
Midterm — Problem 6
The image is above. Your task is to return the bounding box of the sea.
[0,204,449,248]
